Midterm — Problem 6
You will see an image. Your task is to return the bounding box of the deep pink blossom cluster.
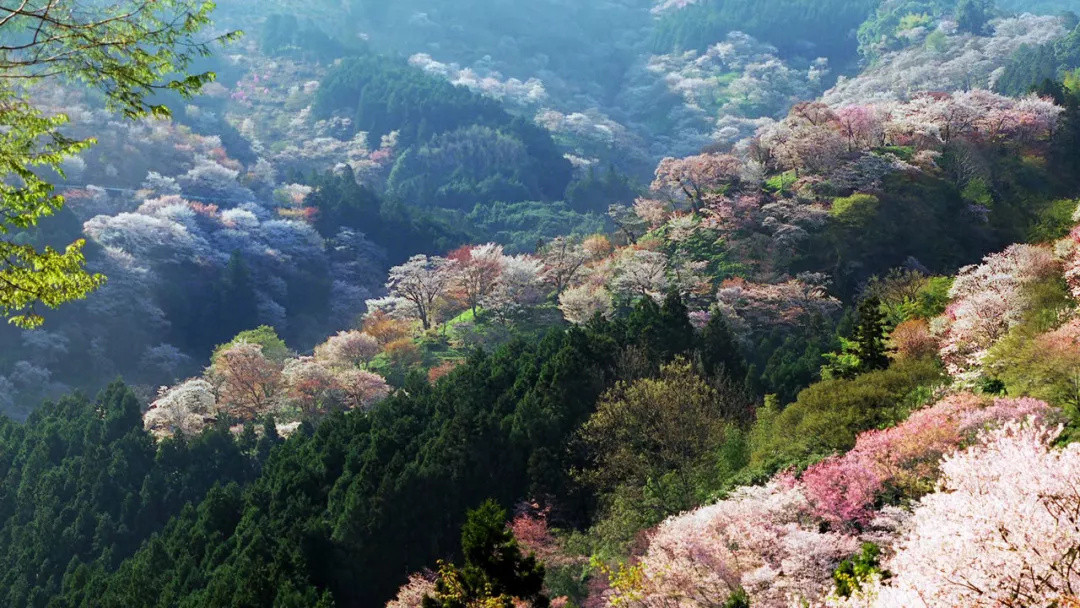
[802,393,1057,527]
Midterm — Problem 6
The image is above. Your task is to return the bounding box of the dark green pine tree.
[624,292,695,365]
[955,0,992,34]
[854,296,890,373]
[1047,82,1080,187]
[424,500,548,608]
[698,311,747,382]
[218,251,259,339]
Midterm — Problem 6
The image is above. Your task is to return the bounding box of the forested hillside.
[4,0,1080,607]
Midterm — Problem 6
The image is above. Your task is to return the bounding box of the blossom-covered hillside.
[4,1,1080,607]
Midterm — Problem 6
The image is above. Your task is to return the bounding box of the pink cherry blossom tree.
[448,243,507,317]
[860,421,1080,608]
[651,153,743,212]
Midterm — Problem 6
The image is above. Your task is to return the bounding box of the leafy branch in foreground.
[0,0,240,327]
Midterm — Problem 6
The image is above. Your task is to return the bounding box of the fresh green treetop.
[0,94,101,328]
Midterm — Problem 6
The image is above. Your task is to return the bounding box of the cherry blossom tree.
[612,249,669,301]
[633,198,672,230]
[669,259,710,303]
[362,310,414,344]
[651,153,743,212]
[449,243,507,316]
[208,342,283,420]
[143,379,216,438]
[386,255,457,330]
[313,330,380,369]
[716,278,842,343]
[607,204,647,245]
[336,368,391,411]
[541,237,589,297]
[791,101,840,128]
[558,284,614,325]
[281,358,342,417]
[486,254,545,318]
[835,105,886,151]
[860,422,1080,608]
[774,121,849,176]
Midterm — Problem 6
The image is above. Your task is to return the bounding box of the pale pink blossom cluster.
[824,14,1067,106]
[609,477,861,608]
[716,277,842,343]
[846,421,1080,608]
[938,244,1059,377]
